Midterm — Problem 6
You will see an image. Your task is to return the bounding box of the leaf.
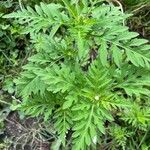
[62,0,77,18]
[72,105,94,150]
[54,109,72,146]
[35,5,43,16]
[72,105,106,149]
[20,93,54,120]
[99,40,108,66]
[3,3,64,33]
[40,2,53,19]
[44,109,52,121]
[77,31,89,62]
[42,65,75,93]
[112,45,122,67]
[126,50,150,68]
[130,38,149,46]
[15,73,46,98]
[63,99,73,109]
[118,32,139,41]
[50,24,61,38]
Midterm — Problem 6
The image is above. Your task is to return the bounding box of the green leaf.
[112,45,122,67]
[62,0,77,18]
[126,50,150,67]
[15,72,46,98]
[130,38,148,46]
[50,24,61,38]
[63,99,73,109]
[77,31,89,62]
[54,109,72,146]
[118,32,139,41]
[99,40,108,66]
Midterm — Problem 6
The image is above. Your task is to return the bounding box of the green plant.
[0,2,30,149]
[126,2,150,39]
[4,0,150,149]
[0,0,29,91]
[123,0,149,6]
[109,125,132,150]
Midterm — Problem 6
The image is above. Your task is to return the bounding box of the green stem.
[18,0,23,10]
[0,99,11,105]
[138,129,149,149]
[0,50,13,64]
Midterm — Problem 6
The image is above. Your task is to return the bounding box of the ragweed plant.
[4,0,150,149]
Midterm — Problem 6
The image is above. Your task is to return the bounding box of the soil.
[5,112,50,150]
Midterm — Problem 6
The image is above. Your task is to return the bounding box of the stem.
[131,137,138,149]
[18,0,23,10]
[132,4,148,14]
[0,51,13,64]
[138,129,149,149]
[0,99,11,105]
